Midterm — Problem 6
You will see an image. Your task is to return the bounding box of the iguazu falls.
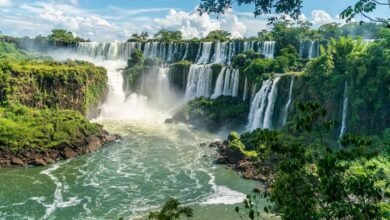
[0,0,389,219]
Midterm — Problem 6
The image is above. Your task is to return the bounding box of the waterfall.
[182,43,189,60]
[211,67,226,98]
[232,69,240,97]
[308,41,314,59]
[282,76,295,126]
[263,77,281,129]
[227,42,236,65]
[262,41,276,59]
[185,64,213,100]
[211,67,240,98]
[211,42,222,63]
[247,76,281,131]
[299,41,319,59]
[339,82,349,139]
[197,42,213,64]
[243,77,248,101]
[155,67,171,108]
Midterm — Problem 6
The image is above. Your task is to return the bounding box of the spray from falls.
[247,76,281,131]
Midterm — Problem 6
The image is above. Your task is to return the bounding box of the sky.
[0,0,388,41]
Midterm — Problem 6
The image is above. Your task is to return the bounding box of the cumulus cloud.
[311,10,333,25]
[155,8,247,39]
[0,0,11,7]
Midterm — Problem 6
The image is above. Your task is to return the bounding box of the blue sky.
[0,0,388,41]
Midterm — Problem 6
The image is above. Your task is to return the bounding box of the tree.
[154,30,183,42]
[128,32,149,42]
[47,29,87,42]
[198,0,389,26]
[128,49,144,66]
[148,198,193,220]
[235,102,387,219]
[204,30,231,41]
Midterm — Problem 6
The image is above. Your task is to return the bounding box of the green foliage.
[148,198,193,220]
[0,58,107,114]
[128,32,149,42]
[176,96,249,132]
[198,0,303,23]
[340,1,390,27]
[300,35,390,135]
[234,102,388,219]
[203,30,231,42]
[0,42,30,61]
[128,49,144,66]
[154,30,183,42]
[48,29,88,43]
[199,0,389,26]
[0,104,102,151]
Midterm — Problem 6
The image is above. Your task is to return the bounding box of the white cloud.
[311,10,333,25]
[155,8,247,39]
[0,0,11,7]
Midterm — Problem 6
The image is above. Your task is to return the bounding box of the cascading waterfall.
[75,40,276,65]
[339,82,349,139]
[211,68,240,98]
[262,41,276,59]
[197,42,213,64]
[185,64,213,100]
[97,60,161,121]
[282,76,295,126]
[299,41,320,59]
[247,76,281,131]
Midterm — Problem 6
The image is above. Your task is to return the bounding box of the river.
[0,52,262,219]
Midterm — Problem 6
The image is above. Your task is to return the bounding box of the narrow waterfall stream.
[339,81,349,139]
[282,76,295,125]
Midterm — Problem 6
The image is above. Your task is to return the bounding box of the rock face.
[0,132,119,168]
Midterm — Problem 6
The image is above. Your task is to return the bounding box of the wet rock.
[199,143,206,147]
[11,157,25,166]
[215,155,227,164]
[86,135,102,153]
[164,118,175,124]
[64,147,77,159]
[34,158,47,166]
[45,158,55,164]
[0,159,11,166]
[103,134,118,143]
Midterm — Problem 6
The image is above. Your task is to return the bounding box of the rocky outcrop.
[0,131,120,168]
[210,141,276,187]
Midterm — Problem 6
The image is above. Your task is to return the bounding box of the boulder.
[86,135,102,153]
[164,118,175,124]
[11,157,25,166]
[34,158,47,166]
[64,147,77,159]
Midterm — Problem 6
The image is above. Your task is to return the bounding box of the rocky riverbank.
[209,141,276,187]
[0,131,119,167]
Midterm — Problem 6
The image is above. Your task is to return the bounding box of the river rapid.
[0,52,262,219]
